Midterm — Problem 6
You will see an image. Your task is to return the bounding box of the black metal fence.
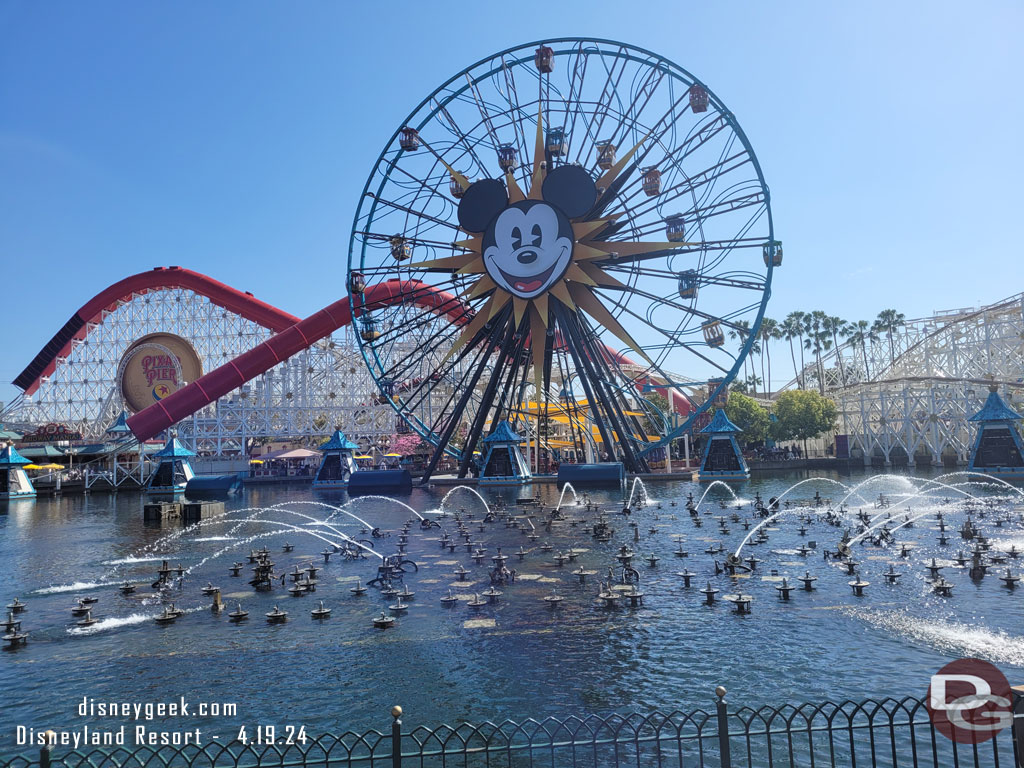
[4,687,1022,768]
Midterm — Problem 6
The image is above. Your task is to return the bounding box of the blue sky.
[1,0,1021,400]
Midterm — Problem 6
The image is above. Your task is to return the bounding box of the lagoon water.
[1,470,1023,755]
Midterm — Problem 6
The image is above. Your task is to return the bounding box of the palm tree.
[845,320,877,381]
[872,309,906,368]
[728,320,760,391]
[822,315,847,386]
[804,311,831,394]
[802,312,817,386]
[782,311,806,388]
[758,317,779,397]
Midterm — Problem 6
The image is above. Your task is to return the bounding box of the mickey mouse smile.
[489,244,569,296]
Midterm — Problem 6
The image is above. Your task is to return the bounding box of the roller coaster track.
[11,266,694,445]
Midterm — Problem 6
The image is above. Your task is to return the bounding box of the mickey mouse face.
[457,165,598,301]
[483,201,573,298]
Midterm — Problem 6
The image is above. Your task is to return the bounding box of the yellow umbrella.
[22,464,43,470]
[249,459,264,465]
[383,453,402,457]
[40,463,65,470]
[354,455,373,460]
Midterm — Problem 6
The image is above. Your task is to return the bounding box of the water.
[1,469,1022,756]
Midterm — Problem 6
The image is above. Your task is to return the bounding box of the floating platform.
[143,501,182,521]
[185,473,244,496]
[347,470,413,495]
[144,500,224,522]
[557,463,625,486]
[182,500,225,522]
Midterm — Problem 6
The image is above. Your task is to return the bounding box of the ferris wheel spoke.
[365,192,462,233]
[431,101,491,179]
[600,191,767,247]
[606,151,753,224]
[594,284,745,335]
[496,58,537,192]
[601,265,766,293]
[570,47,629,168]
[598,295,733,375]
[604,142,752,229]
[595,237,763,268]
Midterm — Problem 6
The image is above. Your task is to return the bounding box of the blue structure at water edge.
[479,421,531,485]
[697,409,749,482]
[0,443,36,500]
[146,437,195,494]
[314,429,359,490]
[347,469,413,495]
[557,462,625,487]
[967,386,1024,479]
[186,473,244,496]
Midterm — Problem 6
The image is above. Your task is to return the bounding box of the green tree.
[782,311,806,388]
[844,320,878,381]
[771,389,838,457]
[759,317,780,397]
[872,308,906,368]
[803,311,833,394]
[822,315,847,386]
[728,320,759,388]
[723,392,770,444]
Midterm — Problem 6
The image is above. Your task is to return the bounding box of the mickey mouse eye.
[511,226,523,250]
[530,223,542,247]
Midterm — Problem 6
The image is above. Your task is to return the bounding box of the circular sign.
[927,657,1013,744]
[119,333,202,413]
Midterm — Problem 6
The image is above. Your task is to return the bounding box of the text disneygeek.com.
[15,697,309,748]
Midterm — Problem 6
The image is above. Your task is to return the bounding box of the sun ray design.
[404,95,698,425]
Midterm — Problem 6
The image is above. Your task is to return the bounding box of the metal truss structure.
[783,293,1024,465]
[2,278,393,457]
[181,337,393,457]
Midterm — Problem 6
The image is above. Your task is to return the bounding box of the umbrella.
[354,455,374,460]
[40,463,65,470]
[249,459,264,465]
[383,453,402,457]
[22,464,43,470]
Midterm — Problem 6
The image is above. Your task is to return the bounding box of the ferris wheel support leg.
[554,303,644,473]
[420,306,511,484]
[458,320,520,478]
[574,313,648,473]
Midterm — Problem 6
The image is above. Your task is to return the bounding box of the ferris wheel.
[347,38,777,478]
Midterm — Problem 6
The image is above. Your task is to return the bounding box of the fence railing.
[3,687,1022,768]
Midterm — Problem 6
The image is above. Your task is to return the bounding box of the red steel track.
[14,266,692,442]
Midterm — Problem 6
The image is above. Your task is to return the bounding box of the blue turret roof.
[700,409,742,434]
[106,411,131,434]
[483,421,523,443]
[152,437,196,458]
[319,429,359,452]
[969,389,1023,422]
[0,444,31,467]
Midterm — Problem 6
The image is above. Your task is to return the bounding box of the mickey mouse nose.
[517,250,538,264]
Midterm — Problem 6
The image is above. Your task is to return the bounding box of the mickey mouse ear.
[542,165,598,219]
[457,179,509,233]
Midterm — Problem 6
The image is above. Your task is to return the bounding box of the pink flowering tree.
[389,433,425,456]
